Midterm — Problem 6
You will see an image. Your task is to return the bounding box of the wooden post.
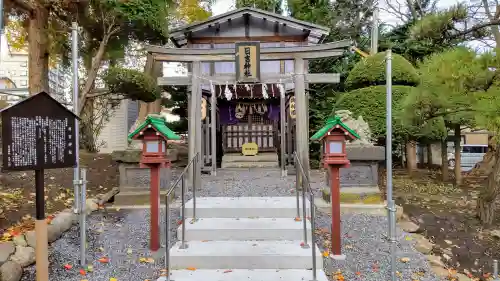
[279,42,286,177]
[329,167,342,256]
[188,64,198,185]
[150,165,160,251]
[304,60,311,178]
[280,85,286,177]
[210,89,217,176]
[204,101,210,166]
[193,61,202,191]
[294,58,307,183]
[35,169,49,281]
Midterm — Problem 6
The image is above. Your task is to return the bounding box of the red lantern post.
[128,115,181,251]
[310,116,359,259]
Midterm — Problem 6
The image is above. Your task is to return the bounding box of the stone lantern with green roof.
[311,116,360,168]
[127,114,181,252]
[311,115,360,259]
[128,114,181,168]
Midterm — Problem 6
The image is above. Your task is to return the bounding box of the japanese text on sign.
[244,47,251,77]
[235,42,260,83]
[6,116,73,169]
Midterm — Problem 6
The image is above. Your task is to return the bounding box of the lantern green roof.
[310,116,360,141]
[128,114,181,141]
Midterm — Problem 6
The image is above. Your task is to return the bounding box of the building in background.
[0,34,71,105]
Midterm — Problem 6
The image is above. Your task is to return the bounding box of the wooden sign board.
[242,142,258,156]
[1,92,79,171]
[235,42,260,83]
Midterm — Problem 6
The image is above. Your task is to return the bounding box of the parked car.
[448,145,488,170]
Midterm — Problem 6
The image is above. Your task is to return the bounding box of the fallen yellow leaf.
[186,267,196,271]
[400,257,410,263]
[110,278,117,281]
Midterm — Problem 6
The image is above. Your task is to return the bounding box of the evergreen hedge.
[345,52,420,91]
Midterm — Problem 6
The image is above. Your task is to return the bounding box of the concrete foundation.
[184,197,309,218]
[158,269,329,281]
[178,217,309,241]
[169,240,322,269]
[162,196,326,281]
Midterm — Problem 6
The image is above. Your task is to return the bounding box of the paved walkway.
[21,169,440,281]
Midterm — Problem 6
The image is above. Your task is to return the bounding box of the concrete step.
[157,269,328,281]
[113,189,174,206]
[184,197,309,218]
[169,240,322,269]
[221,161,279,168]
[222,153,279,163]
[178,218,310,241]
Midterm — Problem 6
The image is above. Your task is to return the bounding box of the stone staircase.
[221,153,279,168]
[158,197,327,281]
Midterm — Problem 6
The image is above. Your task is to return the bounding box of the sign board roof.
[128,114,181,141]
[1,92,79,171]
[310,116,360,141]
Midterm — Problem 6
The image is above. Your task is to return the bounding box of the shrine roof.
[128,114,181,141]
[169,7,330,47]
[310,116,360,141]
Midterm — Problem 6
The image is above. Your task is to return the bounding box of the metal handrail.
[294,152,317,281]
[164,152,200,281]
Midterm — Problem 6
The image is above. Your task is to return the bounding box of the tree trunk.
[477,143,500,225]
[426,143,433,168]
[441,139,449,181]
[136,59,163,126]
[78,32,111,115]
[470,136,496,176]
[454,125,462,186]
[80,99,97,152]
[406,140,417,175]
[28,7,49,95]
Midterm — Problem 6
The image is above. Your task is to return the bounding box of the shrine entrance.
[221,99,278,153]
[141,7,351,188]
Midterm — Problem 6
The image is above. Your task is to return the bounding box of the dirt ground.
[393,169,498,280]
[0,152,118,237]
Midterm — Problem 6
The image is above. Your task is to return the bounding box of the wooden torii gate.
[143,39,352,190]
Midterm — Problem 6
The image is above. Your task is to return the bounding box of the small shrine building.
[147,7,351,181]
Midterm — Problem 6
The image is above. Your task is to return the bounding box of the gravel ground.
[21,208,179,281]
[315,211,441,281]
[20,168,440,281]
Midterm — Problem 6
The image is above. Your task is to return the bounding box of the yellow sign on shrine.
[235,42,260,83]
[201,98,207,120]
[242,142,259,156]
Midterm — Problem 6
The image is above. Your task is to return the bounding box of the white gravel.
[20,168,440,281]
[21,208,179,281]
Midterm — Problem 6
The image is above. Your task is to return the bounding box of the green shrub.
[345,52,419,91]
[335,85,415,139]
[103,67,161,102]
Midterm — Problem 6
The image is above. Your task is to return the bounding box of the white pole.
[79,168,87,266]
[71,22,81,214]
[386,49,396,281]
[371,7,379,55]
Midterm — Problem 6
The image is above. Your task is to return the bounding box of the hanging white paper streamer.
[234,82,238,99]
[244,84,251,91]
[262,83,269,99]
[278,80,285,98]
[210,81,215,97]
[224,81,232,100]
[218,84,223,97]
